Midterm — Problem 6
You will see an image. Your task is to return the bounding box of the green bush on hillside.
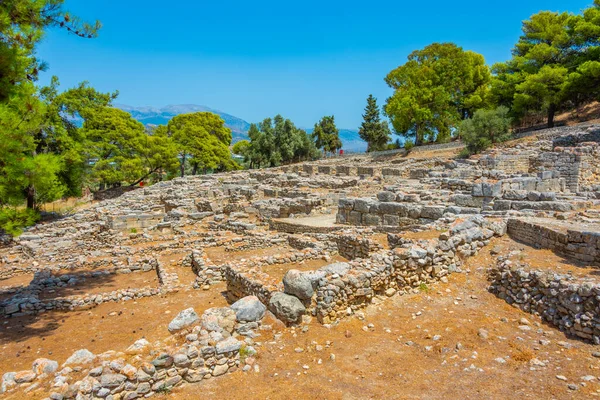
[460,106,512,155]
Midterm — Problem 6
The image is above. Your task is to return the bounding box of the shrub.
[0,208,40,237]
[459,106,512,154]
[404,139,415,152]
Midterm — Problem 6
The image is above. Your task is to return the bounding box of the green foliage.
[312,115,342,154]
[358,94,391,152]
[418,283,430,293]
[244,115,319,168]
[459,106,512,154]
[232,140,250,156]
[82,107,147,185]
[0,207,40,236]
[385,43,490,145]
[491,2,600,127]
[403,139,415,152]
[167,112,236,176]
[0,0,101,102]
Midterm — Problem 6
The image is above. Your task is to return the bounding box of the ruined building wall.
[507,219,600,266]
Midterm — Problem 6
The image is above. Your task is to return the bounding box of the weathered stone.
[168,308,200,333]
[268,292,306,324]
[230,296,266,322]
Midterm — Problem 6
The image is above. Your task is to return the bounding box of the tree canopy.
[312,116,342,154]
[384,43,490,145]
[0,0,100,102]
[358,94,391,152]
[167,112,237,176]
[242,115,319,168]
[491,1,600,127]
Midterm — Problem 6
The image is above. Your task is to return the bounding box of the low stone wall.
[108,213,166,231]
[336,198,448,227]
[313,216,506,323]
[1,302,264,398]
[268,219,344,234]
[223,248,333,305]
[489,261,600,344]
[183,249,222,288]
[334,234,383,260]
[336,165,356,176]
[0,259,170,317]
[224,265,274,305]
[507,218,600,265]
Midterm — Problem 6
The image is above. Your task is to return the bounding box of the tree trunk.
[129,167,159,187]
[180,154,186,177]
[547,105,556,128]
[26,186,35,209]
[414,124,421,146]
[192,163,198,176]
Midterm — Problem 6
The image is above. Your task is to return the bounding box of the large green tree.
[40,77,118,196]
[0,0,100,101]
[358,94,391,152]
[243,115,318,168]
[0,83,66,209]
[82,107,148,186]
[312,115,342,154]
[491,2,600,127]
[167,112,236,176]
[384,43,490,145]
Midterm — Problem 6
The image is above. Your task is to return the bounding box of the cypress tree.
[358,95,391,152]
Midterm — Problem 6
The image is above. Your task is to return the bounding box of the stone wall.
[313,216,506,323]
[268,219,343,234]
[183,249,223,288]
[224,248,334,305]
[1,302,264,398]
[479,155,530,174]
[0,259,170,317]
[507,218,600,265]
[108,213,166,231]
[334,234,383,260]
[336,198,448,227]
[489,261,600,344]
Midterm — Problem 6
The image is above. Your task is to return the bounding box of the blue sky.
[37,0,593,129]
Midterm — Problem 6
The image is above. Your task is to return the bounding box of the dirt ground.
[163,236,600,400]
[0,283,229,375]
[2,237,600,399]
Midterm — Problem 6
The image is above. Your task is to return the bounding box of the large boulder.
[283,270,314,300]
[268,292,306,324]
[230,296,266,322]
[168,308,199,333]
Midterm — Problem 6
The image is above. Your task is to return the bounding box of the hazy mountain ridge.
[116,104,251,143]
[117,104,368,152]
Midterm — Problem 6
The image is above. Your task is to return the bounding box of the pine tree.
[312,116,342,154]
[358,95,391,152]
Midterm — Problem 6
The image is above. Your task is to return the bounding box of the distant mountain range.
[116,104,252,143]
[116,104,368,152]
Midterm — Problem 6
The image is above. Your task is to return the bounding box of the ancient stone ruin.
[2,124,600,398]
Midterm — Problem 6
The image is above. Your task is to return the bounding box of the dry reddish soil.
[205,246,293,264]
[162,236,600,400]
[0,283,229,375]
[3,237,600,399]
